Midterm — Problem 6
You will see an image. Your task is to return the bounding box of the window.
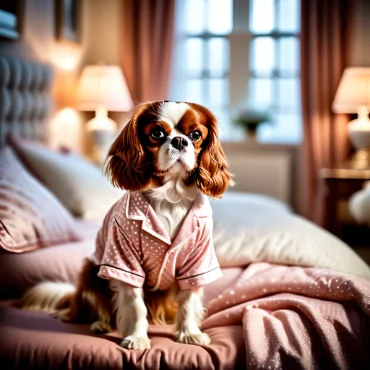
[248,0,301,143]
[170,0,301,143]
[170,0,233,139]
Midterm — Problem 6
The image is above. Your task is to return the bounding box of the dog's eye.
[189,130,202,142]
[151,128,166,139]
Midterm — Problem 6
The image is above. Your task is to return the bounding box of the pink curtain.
[121,0,175,103]
[299,0,356,224]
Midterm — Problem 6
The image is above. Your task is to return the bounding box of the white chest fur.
[144,176,198,241]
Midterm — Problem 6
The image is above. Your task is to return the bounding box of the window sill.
[221,140,299,152]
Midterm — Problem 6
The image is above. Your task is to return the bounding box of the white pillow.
[10,141,124,220]
[211,192,370,278]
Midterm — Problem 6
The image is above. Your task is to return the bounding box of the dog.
[19,101,232,350]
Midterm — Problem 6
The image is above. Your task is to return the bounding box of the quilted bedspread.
[203,262,370,369]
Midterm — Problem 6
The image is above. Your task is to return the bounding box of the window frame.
[170,0,301,143]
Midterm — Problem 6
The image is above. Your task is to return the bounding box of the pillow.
[0,147,81,253]
[8,135,124,220]
[0,219,99,298]
[211,192,370,278]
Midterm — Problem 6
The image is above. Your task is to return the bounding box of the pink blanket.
[202,263,370,369]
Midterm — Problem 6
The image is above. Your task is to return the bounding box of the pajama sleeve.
[96,218,145,288]
[176,218,222,290]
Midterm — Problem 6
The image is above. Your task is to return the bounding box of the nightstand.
[319,166,370,246]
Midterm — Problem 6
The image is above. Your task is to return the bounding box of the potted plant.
[233,107,272,140]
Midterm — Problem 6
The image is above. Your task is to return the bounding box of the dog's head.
[105,101,232,198]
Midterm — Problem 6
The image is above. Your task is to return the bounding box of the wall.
[0,0,89,150]
[82,0,122,66]
[0,0,91,107]
[222,142,299,209]
[0,0,125,152]
[80,0,126,141]
[351,0,370,66]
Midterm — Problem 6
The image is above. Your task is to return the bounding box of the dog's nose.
[171,136,188,151]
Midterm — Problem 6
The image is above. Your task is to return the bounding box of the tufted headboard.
[0,57,54,147]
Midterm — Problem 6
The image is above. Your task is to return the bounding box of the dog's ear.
[105,105,152,191]
[194,110,232,198]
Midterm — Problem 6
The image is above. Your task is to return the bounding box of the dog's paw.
[90,320,112,334]
[120,336,151,350]
[176,332,211,346]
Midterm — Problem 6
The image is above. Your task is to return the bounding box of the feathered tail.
[15,281,75,313]
[16,258,114,329]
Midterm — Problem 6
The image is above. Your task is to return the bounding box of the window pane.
[186,79,204,104]
[207,0,233,34]
[258,113,302,143]
[208,38,229,76]
[209,79,228,106]
[212,109,237,140]
[212,109,228,128]
[278,38,299,74]
[185,38,203,75]
[184,0,205,34]
[277,78,300,109]
[250,37,275,74]
[249,78,273,106]
[250,0,275,33]
[278,0,300,32]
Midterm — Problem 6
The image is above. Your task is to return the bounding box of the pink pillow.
[0,147,81,253]
[8,134,123,220]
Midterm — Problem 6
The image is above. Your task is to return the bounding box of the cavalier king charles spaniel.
[19,101,232,350]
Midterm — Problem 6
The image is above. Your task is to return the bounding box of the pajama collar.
[125,191,212,246]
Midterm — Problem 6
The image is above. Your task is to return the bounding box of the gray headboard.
[0,56,53,147]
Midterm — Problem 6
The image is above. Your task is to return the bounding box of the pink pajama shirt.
[93,191,222,291]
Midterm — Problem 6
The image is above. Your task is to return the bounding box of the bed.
[1,57,370,370]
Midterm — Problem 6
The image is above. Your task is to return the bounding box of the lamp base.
[88,128,117,164]
[86,106,118,164]
[347,107,370,169]
[350,149,370,169]
[347,106,370,148]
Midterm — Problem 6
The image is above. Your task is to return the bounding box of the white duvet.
[211,192,370,279]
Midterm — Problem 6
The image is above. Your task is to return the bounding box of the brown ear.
[195,113,232,198]
[104,110,152,191]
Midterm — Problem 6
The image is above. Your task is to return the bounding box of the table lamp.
[332,67,370,168]
[76,64,133,163]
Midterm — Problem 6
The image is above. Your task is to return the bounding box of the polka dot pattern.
[94,191,222,290]
[202,262,370,369]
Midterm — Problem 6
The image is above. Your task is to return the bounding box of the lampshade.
[332,67,370,113]
[76,65,133,111]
